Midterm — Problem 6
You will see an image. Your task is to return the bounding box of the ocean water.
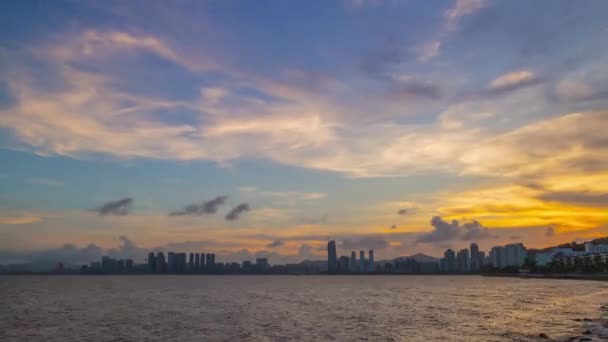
[1,275,607,341]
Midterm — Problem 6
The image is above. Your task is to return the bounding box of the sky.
[0,0,607,265]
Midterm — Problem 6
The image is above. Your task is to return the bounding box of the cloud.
[0,216,42,225]
[97,197,133,216]
[545,226,555,237]
[340,236,389,251]
[397,209,408,215]
[416,216,496,243]
[169,196,227,216]
[484,70,541,95]
[538,191,608,207]
[266,240,284,248]
[391,79,442,100]
[0,235,147,266]
[225,203,251,221]
[390,224,397,230]
[416,0,487,62]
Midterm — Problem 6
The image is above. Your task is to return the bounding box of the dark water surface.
[2,275,607,341]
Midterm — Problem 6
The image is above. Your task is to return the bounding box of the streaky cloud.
[97,197,133,216]
[169,196,227,216]
[225,203,250,221]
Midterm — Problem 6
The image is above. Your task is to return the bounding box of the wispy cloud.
[169,196,228,216]
[225,203,251,221]
[97,198,133,216]
[0,216,41,225]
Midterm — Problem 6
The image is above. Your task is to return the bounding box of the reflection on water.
[2,275,607,341]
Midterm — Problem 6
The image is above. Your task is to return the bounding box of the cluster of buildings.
[439,243,527,273]
[533,243,608,267]
[327,240,376,273]
[81,251,276,274]
[326,241,532,275]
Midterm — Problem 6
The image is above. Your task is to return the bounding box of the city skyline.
[1,1,608,265]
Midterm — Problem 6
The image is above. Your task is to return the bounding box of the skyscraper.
[195,253,200,271]
[167,252,175,273]
[359,250,365,273]
[206,253,212,268]
[444,249,456,273]
[339,256,349,272]
[470,243,480,272]
[368,249,374,273]
[327,240,337,273]
[200,253,205,270]
[189,253,194,272]
[456,249,470,273]
[147,252,156,273]
[156,252,165,273]
[350,251,357,272]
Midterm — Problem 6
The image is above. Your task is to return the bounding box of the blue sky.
[1,0,607,264]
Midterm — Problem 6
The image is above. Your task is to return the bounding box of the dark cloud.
[416,216,497,244]
[266,240,284,248]
[225,203,250,221]
[397,209,408,215]
[545,226,555,237]
[169,196,227,216]
[340,236,389,251]
[538,191,608,207]
[390,224,397,230]
[509,235,522,240]
[97,197,133,216]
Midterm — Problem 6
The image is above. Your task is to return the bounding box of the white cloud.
[489,70,536,90]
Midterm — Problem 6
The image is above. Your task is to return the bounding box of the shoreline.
[482,273,608,282]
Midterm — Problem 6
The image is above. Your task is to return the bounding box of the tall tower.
[470,243,480,272]
[350,251,357,272]
[327,240,337,273]
[359,250,365,273]
[368,249,374,273]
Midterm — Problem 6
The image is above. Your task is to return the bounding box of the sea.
[2,275,607,341]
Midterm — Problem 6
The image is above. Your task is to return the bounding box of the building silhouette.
[444,249,456,273]
[349,251,357,272]
[327,240,337,273]
[368,250,374,272]
[359,250,365,273]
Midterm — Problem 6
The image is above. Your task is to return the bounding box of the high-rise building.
[359,250,365,273]
[368,250,374,273]
[176,253,187,273]
[456,249,470,272]
[156,252,165,273]
[256,257,270,272]
[210,254,216,265]
[350,251,357,272]
[206,253,212,268]
[167,252,175,273]
[189,253,194,271]
[490,246,504,268]
[195,253,200,271]
[470,243,480,272]
[444,249,456,273]
[339,256,349,272]
[147,252,156,273]
[327,240,338,273]
[200,253,205,269]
